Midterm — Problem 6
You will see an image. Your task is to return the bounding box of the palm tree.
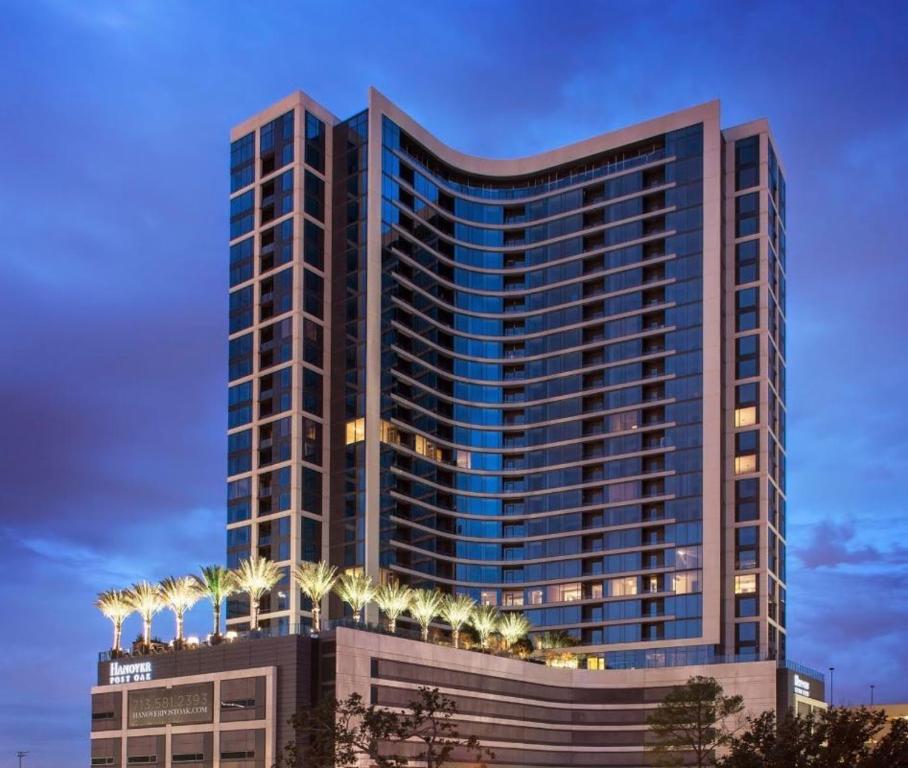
[333,569,376,624]
[127,581,163,649]
[440,593,476,649]
[470,604,501,650]
[95,589,134,655]
[498,611,531,650]
[533,629,579,667]
[532,630,577,651]
[233,556,283,631]
[409,589,445,642]
[374,580,413,634]
[159,575,202,646]
[194,564,237,638]
[294,560,338,633]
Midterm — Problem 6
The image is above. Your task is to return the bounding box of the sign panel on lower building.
[127,682,214,728]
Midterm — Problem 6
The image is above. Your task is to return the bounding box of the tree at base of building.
[720,706,908,768]
[275,685,493,768]
[646,675,745,767]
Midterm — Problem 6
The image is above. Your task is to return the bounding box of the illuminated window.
[480,590,497,606]
[456,450,471,469]
[735,454,758,474]
[608,577,638,597]
[415,434,443,461]
[735,574,757,594]
[672,570,701,594]
[589,583,603,599]
[503,590,524,607]
[586,656,605,670]
[559,581,583,603]
[380,419,399,445]
[345,418,365,445]
[528,589,543,605]
[735,406,758,427]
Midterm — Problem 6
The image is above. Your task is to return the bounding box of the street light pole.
[17,752,28,768]
[870,684,875,707]
[828,666,835,707]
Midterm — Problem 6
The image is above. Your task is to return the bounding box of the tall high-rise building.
[225,89,788,670]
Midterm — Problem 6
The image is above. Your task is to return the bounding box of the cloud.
[794,521,908,571]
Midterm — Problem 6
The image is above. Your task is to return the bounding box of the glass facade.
[226,92,787,665]
[370,116,708,663]
[728,130,787,661]
[226,101,328,633]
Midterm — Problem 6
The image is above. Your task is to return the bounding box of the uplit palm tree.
[95,589,134,655]
[127,581,164,649]
[409,588,445,642]
[532,629,579,667]
[532,630,577,652]
[294,560,338,633]
[333,569,376,624]
[469,604,501,650]
[233,556,283,631]
[440,593,476,649]
[194,564,237,638]
[159,575,202,646]
[374,580,413,634]
[498,611,531,650]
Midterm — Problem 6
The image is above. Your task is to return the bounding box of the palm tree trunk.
[176,613,184,643]
[113,621,122,653]
[312,604,321,633]
[422,625,429,642]
[452,628,460,649]
[388,617,397,633]
[143,617,151,646]
[250,598,259,630]
[212,603,220,636]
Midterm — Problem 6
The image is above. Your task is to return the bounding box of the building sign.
[109,660,153,684]
[127,683,214,728]
[794,673,812,698]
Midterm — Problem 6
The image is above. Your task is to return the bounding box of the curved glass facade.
[372,116,707,656]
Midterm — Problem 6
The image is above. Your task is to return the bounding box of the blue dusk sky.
[1,0,907,763]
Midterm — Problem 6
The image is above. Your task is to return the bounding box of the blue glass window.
[230,237,253,287]
[303,367,322,415]
[227,429,251,475]
[735,288,759,332]
[230,190,254,239]
[228,381,253,428]
[305,111,326,173]
[304,219,324,270]
[229,285,253,333]
[230,132,254,193]
[734,136,759,191]
[261,170,293,224]
[228,333,253,381]
[260,267,293,321]
[304,172,324,221]
[735,239,758,285]
[260,218,293,274]
[260,110,294,175]
[304,269,323,318]
[735,192,759,238]
[227,477,251,523]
